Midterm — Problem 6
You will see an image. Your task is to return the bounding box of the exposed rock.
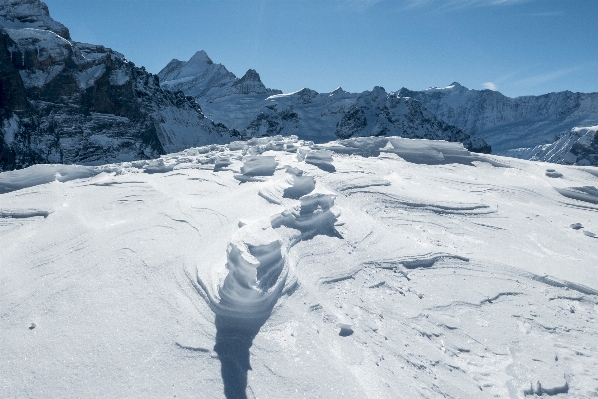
[0,0,236,171]
[526,125,598,166]
[159,58,490,152]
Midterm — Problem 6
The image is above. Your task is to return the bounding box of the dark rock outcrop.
[0,0,235,171]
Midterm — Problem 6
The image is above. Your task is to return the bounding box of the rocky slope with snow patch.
[0,0,236,171]
[510,125,598,166]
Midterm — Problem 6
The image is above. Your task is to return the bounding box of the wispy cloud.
[482,82,498,90]
[514,66,581,87]
[404,0,529,11]
[338,0,384,12]
[524,11,563,17]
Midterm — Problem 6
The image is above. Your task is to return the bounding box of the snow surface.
[1,136,598,398]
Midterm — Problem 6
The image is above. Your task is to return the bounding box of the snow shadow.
[556,186,598,205]
[271,193,342,241]
[298,149,336,172]
[214,314,269,399]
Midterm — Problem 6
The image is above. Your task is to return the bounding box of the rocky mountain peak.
[0,0,70,40]
[188,50,213,66]
[330,87,346,95]
[0,2,236,171]
[235,69,262,84]
[225,68,282,96]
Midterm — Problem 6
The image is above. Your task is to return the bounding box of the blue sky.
[43,0,598,97]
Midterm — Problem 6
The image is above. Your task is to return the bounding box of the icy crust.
[0,163,111,194]
[0,135,502,194]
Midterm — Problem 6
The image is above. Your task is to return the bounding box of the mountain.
[398,83,598,164]
[2,134,597,398]
[158,52,281,101]
[0,0,236,172]
[157,50,238,98]
[159,52,598,165]
[158,53,490,153]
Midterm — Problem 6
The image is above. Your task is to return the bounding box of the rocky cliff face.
[159,53,490,153]
[0,0,235,171]
[398,83,598,164]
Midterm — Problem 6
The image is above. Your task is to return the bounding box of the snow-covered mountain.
[399,83,598,164]
[158,53,490,153]
[2,135,597,398]
[0,0,236,172]
[159,52,598,166]
[158,51,282,102]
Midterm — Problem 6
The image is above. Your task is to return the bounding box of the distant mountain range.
[1,0,597,171]
[159,52,598,166]
[158,51,490,154]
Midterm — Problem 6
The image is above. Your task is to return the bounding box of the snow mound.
[0,164,101,194]
[216,220,289,320]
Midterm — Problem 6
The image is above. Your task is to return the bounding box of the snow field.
[1,136,597,398]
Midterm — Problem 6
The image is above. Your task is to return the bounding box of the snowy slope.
[2,135,597,398]
[399,84,598,162]
[517,125,598,166]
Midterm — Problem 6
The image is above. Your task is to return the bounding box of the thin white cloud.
[524,11,563,17]
[338,0,384,12]
[482,82,497,90]
[404,0,529,11]
[515,66,581,87]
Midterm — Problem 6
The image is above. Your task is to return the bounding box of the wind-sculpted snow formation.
[0,0,236,172]
[2,134,598,398]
